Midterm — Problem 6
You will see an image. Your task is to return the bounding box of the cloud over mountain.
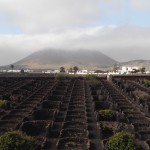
[1,26,150,65]
[0,1,150,65]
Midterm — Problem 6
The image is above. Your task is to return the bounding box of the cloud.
[0,1,150,65]
[0,25,150,65]
[0,0,100,33]
[0,0,150,34]
[131,0,150,11]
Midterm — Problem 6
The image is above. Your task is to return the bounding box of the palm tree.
[20,69,24,73]
[69,67,73,73]
[140,67,146,74]
[10,64,14,72]
[113,64,117,73]
[60,67,65,73]
[73,66,78,74]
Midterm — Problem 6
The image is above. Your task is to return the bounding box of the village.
[0,65,149,75]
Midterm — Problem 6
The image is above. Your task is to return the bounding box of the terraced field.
[0,75,150,149]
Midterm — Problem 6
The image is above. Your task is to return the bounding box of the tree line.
[60,66,79,74]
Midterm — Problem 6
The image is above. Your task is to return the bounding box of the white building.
[7,70,20,73]
[44,70,53,74]
[118,66,139,74]
[53,70,60,74]
[76,70,88,75]
[24,69,33,73]
[89,71,96,74]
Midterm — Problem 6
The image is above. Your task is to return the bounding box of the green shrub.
[143,79,150,87]
[0,100,8,109]
[133,90,150,102]
[85,75,97,80]
[97,109,116,121]
[0,131,36,150]
[88,79,101,88]
[85,75,101,88]
[55,74,66,80]
[55,74,74,80]
[108,131,135,150]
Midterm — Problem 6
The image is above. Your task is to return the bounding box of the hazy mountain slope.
[120,60,150,70]
[14,49,117,69]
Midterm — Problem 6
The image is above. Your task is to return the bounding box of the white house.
[53,70,60,74]
[44,70,53,74]
[118,66,139,74]
[7,70,20,73]
[24,69,33,73]
[89,71,96,74]
[76,70,88,75]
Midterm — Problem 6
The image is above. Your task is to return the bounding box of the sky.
[0,0,150,65]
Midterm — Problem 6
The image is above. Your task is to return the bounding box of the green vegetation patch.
[86,75,101,88]
[133,90,150,102]
[108,131,135,150]
[0,131,36,150]
[97,109,116,121]
[55,74,74,80]
[0,100,8,109]
[143,79,150,87]
[85,75,97,80]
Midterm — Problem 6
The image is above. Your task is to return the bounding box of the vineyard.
[0,74,150,149]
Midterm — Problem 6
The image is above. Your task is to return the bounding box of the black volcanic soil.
[0,75,150,149]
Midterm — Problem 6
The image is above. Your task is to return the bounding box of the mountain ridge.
[1,49,150,70]
[13,49,118,69]
[120,59,150,70]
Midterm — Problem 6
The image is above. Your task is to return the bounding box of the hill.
[120,60,150,70]
[12,49,117,70]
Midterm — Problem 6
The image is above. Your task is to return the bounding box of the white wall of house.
[88,71,95,74]
[24,69,33,73]
[76,70,88,74]
[44,70,53,73]
[7,70,20,72]
[118,66,139,74]
[53,70,60,73]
